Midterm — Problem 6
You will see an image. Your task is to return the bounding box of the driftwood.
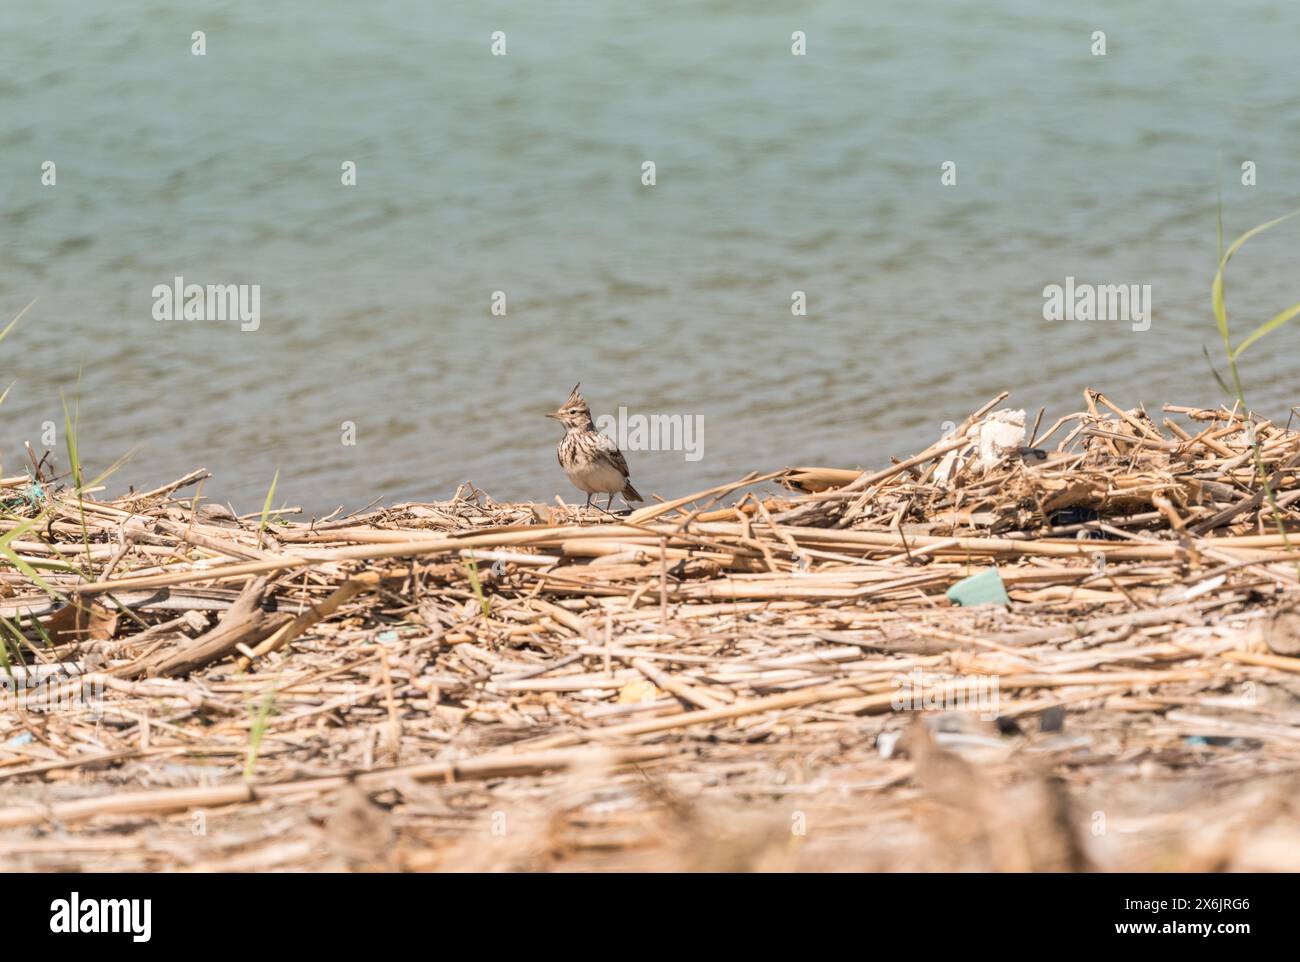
[137,576,289,677]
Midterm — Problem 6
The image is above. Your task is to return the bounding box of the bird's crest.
[559,382,589,414]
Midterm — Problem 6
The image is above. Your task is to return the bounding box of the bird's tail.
[622,481,643,502]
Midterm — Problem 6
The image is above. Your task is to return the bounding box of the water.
[3,0,1299,515]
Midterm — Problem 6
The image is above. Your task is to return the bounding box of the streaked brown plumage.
[546,383,642,511]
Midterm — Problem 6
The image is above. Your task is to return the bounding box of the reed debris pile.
[3,390,1300,870]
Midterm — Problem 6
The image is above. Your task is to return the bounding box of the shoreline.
[2,390,1299,871]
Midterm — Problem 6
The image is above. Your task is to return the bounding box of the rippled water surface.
[3,1,1299,513]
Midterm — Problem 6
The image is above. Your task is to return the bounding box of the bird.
[546,383,643,513]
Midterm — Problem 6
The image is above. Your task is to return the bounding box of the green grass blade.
[0,616,17,684]
[1210,201,1300,578]
[61,390,83,491]
[1232,300,1300,361]
[1200,345,1232,395]
[1217,208,1300,270]
[1215,177,1223,264]
[258,470,280,540]
[26,611,54,649]
[1211,270,1230,347]
[0,512,66,598]
[0,299,35,345]
[1212,207,1300,351]
[243,686,276,779]
[0,300,36,410]
[1213,185,1228,344]
[462,557,491,618]
[84,447,138,490]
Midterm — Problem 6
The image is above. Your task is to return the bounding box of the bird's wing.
[596,433,632,478]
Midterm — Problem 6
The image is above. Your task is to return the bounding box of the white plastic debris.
[877,730,901,759]
[974,409,1026,472]
[933,408,1027,485]
[1182,574,1226,601]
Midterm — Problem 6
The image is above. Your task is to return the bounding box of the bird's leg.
[606,493,615,513]
[583,493,592,517]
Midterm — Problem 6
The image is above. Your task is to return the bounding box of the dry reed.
[3,389,1300,871]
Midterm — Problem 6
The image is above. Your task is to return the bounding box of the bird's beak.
[545,411,561,420]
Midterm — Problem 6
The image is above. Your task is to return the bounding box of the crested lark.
[546,383,643,512]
